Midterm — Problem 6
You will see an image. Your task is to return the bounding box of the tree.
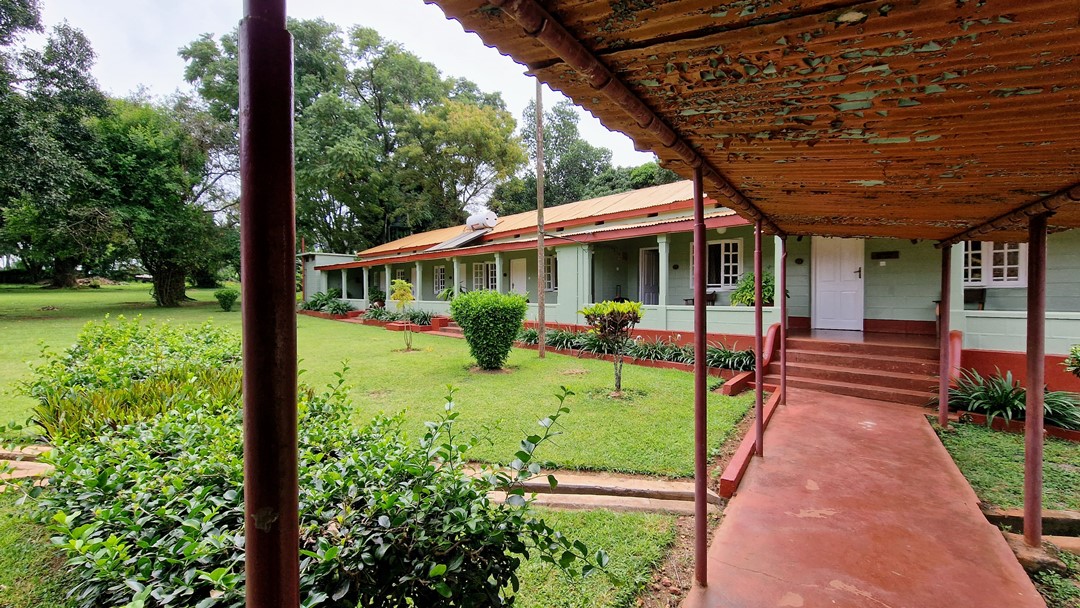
[181,21,524,254]
[91,99,219,306]
[580,300,644,395]
[0,15,115,287]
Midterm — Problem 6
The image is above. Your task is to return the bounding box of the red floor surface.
[684,388,1043,608]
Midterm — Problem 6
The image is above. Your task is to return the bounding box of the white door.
[812,237,864,331]
[639,248,659,305]
[509,258,528,295]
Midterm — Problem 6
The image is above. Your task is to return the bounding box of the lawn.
[938,422,1080,511]
[0,284,752,476]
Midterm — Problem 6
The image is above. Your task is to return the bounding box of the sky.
[33,0,655,168]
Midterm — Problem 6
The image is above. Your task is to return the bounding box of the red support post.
[1024,213,1049,547]
[754,220,764,456]
[938,244,952,428]
[779,236,788,406]
[692,166,708,588]
[239,1,300,606]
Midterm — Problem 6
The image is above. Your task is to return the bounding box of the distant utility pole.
[535,79,546,358]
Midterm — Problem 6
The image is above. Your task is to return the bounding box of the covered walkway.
[684,388,1043,608]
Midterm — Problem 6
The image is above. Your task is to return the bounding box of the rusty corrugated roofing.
[427,0,1080,241]
[359,180,709,257]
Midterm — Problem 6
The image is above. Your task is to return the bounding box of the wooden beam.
[487,0,784,236]
[937,184,1080,247]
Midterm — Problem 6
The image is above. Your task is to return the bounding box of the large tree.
[91,99,220,306]
[0,10,115,286]
[489,99,679,215]
[181,20,524,254]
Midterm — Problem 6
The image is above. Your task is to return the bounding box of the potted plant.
[729,271,783,306]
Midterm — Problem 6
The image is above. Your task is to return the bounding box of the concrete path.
[684,388,1043,608]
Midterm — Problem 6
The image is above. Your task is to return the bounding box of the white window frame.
[472,261,498,291]
[690,238,743,289]
[544,255,558,291]
[433,265,446,293]
[394,268,405,282]
[963,241,1027,288]
[472,262,485,291]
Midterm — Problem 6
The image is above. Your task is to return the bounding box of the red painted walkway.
[685,388,1043,608]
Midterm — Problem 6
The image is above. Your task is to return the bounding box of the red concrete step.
[786,338,938,360]
[784,348,940,375]
[760,375,935,406]
[765,361,938,393]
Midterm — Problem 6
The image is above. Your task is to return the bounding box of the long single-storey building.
[301,180,1080,393]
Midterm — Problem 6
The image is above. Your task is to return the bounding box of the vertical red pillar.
[754,220,764,456]
[692,166,708,587]
[938,244,952,428]
[239,0,300,605]
[779,236,788,406]
[1024,213,1048,547]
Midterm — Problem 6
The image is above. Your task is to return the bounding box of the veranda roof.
[358,179,711,257]
[427,0,1080,242]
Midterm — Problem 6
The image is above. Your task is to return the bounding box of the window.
[433,265,446,293]
[472,263,485,291]
[472,262,497,291]
[544,256,558,291]
[963,241,1027,287]
[692,239,742,288]
[394,268,405,282]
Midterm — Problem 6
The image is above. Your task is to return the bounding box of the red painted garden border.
[718,390,782,497]
[958,412,1080,443]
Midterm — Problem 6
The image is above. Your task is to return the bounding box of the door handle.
[854,267,862,278]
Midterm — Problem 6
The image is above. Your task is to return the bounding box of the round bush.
[450,290,527,370]
[214,287,240,312]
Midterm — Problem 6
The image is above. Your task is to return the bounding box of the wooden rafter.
[937,184,1080,247]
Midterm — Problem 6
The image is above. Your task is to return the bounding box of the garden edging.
[959,411,1080,442]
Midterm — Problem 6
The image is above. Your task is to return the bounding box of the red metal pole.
[239,1,300,606]
[754,220,764,456]
[779,236,788,406]
[692,165,708,588]
[938,244,952,428]
[1024,213,1049,547]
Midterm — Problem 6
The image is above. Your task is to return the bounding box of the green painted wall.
[863,238,940,322]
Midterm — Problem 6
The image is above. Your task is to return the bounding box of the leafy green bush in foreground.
[26,375,605,607]
[451,290,527,370]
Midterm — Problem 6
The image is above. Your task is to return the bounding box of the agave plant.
[946,368,1080,430]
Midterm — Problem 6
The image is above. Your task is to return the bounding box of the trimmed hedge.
[214,288,239,312]
[450,290,527,370]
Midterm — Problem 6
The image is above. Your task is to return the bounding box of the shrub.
[302,290,342,312]
[451,290,528,370]
[545,328,584,351]
[26,375,604,607]
[214,287,239,312]
[729,271,777,306]
[367,286,386,304]
[1067,345,1080,379]
[946,369,1080,430]
[33,365,241,442]
[579,301,644,393]
[323,299,356,315]
[705,343,755,371]
[362,307,394,321]
[23,316,240,398]
[405,308,433,326]
[517,327,539,345]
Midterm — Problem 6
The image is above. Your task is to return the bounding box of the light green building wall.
[863,238,941,322]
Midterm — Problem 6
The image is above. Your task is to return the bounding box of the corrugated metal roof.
[427,0,1080,242]
[358,180,703,257]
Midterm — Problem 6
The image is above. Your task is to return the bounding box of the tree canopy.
[181,20,525,254]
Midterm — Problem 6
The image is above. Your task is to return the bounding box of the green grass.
[514,509,677,608]
[0,284,751,476]
[938,422,1080,510]
[0,492,76,608]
